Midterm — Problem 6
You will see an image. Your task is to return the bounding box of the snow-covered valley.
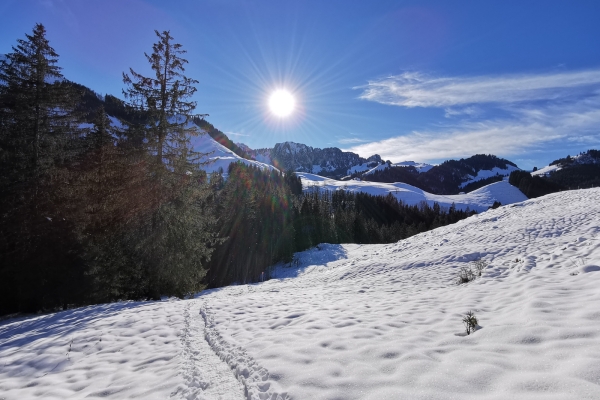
[2,189,600,399]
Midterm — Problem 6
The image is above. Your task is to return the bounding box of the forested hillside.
[509,149,600,198]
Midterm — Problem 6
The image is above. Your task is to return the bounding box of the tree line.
[0,24,476,315]
[206,162,476,288]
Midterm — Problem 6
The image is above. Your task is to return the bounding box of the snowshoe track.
[174,303,245,400]
[200,303,290,400]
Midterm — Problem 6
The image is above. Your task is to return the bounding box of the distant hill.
[525,149,600,193]
[240,142,520,195]
[297,172,527,212]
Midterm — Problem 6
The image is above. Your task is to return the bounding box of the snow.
[347,163,371,174]
[193,133,277,175]
[459,165,520,188]
[363,163,388,174]
[297,172,527,212]
[394,160,434,173]
[360,161,435,176]
[532,164,562,177]
[201,188,600,400]
[3,189,600,399]
[0,299,245,399]
[254,153,272,165]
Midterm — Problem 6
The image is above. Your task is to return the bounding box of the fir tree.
[0,24,83,313]
[121,30,217,299]
[122,30,199,167]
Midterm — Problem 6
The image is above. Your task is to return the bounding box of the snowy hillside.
[3,189,600,399]
[532,164,561,176]
[193,133,277,175]
[364,160,435,175]
[297,172,527,212]
[459,165,520,188]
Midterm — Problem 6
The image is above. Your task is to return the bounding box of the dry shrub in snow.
[457,266,475,284]
[472,259,488,276]
[463,311,478,335]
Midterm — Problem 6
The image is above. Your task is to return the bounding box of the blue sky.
[2,0,600,169]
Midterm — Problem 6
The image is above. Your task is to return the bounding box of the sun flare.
[269,89,295,117]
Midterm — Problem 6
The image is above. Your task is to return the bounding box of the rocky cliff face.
[244,141,383,178]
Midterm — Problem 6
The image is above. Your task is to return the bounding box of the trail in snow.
[0,299,248,400]
[175,303,245,400]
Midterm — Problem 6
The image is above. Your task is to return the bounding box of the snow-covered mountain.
[3,188,600,399]
[240,141,520,194]
[240,141,384,178]
[297,172,527,212]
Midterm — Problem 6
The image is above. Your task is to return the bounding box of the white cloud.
[345,95,600,163]
[356,70,600,108]
[338,137,368,144]
[444,106,482,118]
[225,131,250,137]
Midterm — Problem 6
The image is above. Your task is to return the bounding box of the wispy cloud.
[444,106,482,118]
[356,70,600,108]
[338,137,368,144]
[225,131,250,137]
[345,95,600,163]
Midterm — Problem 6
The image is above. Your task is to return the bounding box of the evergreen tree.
[122,30,199,167]
[0,24,83,313]
[121,30,217,299]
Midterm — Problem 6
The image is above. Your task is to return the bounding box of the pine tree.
[0,24,83,313]
[121,30,217,299]
[122,30,199,167]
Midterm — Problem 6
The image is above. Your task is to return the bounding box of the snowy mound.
[3,189,600,399]
[297,172,527,212]
[193,133,277,175]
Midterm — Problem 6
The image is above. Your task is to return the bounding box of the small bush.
[457,266,475,284]
[462,311,478,335]
[472,259,488,277]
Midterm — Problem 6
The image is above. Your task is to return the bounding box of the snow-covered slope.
[202,188,600,400]
[394,160,434,172]
[194,133,277,175]
[459,165,520,187]
[532,164,562,176]
[297,172,527,212]
[364,161,435,175]
[3,189,600,399]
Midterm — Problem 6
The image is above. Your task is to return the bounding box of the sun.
[269,89,295,117]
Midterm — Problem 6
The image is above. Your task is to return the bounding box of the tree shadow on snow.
[271,243,350,280]
[0,300,159,350]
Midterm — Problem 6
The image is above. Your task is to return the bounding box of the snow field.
[0,299,247,400]
[0,301,186,399]
[199,189,600,399]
